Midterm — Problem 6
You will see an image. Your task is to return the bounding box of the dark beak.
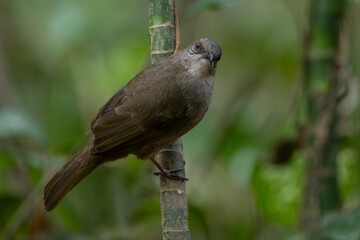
[202,52,220,68]
[202,52,214,62]
[208,53,214,62]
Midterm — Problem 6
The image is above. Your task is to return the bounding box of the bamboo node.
[151,50,174,55]
[160,188,185,194]
[159,148,182,153]
[149,22,175,29]
[164,229,190,233]
[177,189,184,195]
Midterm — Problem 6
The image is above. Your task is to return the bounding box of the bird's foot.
[150,157,188,181]
[153,169,188,181]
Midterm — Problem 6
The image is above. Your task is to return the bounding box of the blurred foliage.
[321,206,360,240]
[0,0,359,239]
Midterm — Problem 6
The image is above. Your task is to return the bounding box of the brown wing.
[88,85,144,154]
[90,111,143,154]
[89,56,189,155]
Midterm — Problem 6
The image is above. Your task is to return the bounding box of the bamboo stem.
[301,0,345,239]
[148,1,190,239]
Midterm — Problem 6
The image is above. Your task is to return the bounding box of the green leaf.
[252,154,305,227]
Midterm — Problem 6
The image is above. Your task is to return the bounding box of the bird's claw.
[154,169,188,181]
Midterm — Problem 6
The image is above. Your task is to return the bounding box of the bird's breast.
[180,75,215,122]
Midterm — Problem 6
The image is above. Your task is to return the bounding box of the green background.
[0,0,360,239]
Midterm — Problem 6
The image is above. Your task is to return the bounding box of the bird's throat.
[186,58,214,78]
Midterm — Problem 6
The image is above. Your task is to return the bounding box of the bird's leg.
[150,157,188,181]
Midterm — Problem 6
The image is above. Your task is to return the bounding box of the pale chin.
[186,57,214,78]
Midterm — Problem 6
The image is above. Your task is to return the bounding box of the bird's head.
[183,38,222,77]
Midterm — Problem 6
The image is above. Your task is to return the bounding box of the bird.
[44,38,222,211]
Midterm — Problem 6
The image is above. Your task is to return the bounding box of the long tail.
[44,143,102,211]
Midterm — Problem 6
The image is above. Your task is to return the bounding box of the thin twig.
[174,0,181,54]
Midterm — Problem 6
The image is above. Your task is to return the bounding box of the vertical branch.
[301,0,345,239]
[148,1,191,240]
[173,0,181,54]
[148,0,176,63]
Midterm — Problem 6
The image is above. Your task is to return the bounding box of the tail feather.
[44,143,102,211]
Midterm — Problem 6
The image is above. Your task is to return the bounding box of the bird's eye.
[195,42,201,49]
